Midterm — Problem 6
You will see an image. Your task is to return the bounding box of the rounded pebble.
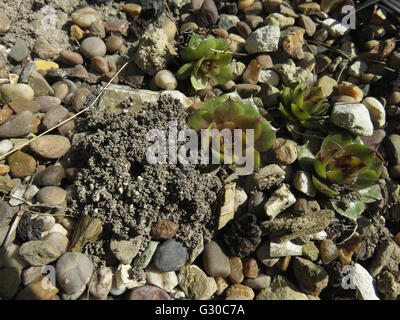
[43,232,69,254]
[36,186,67,206]
[71,7,101,29]
[19,240,61,266]
[151,219,179,240]
[89,266,113,300]
[129,285,171,300]
[80,37,107,59]
[202,241,231,277]
[59,50,84,66]
[152,239,188,272]
[35,165,65,186]
[30,135,71,159]
[106,36,123,53]
[154,70,178,90]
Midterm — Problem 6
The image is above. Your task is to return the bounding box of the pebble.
[134,241,159,268]
[0,267,21,299]
[70,25,85,41]
[235,83,261,98]
[92,56,109,74]
[22,266,44,286]
[227,33,246,53]
[106,36,123,53]
[16,274,58,300]
[321,18,351,38]
[256,275,308,300]
[353,263,380,300]
[28,71,54,97]
[218,14,240,31]
[265,13,295,28]
[264,184,296,219]
[294,171,317,197]
[243,258,258,278]
[0,200,17,226]
[9,96,40,114]
[89,266,113,300]
[270,241,303,257]
[152,238,187,272]
[236,21,252,39]
[35,165,65,186]
[331,102,374,136]
[349,60,368,78]
[0,83,34,101]
[369,241,400,277]
[229,257,244,284]
[154,70,178,90]
[36,215,55,232]
[33,38,58,60]
[129,285,171,300]
[150,219,179,240]
[302,242,320,261]
[245,15,263,29]
[215,276,229,295]
[0,139,13,156]
[71,7,101,29]
[255,55,273,69]
[30,135,71,159]
[43,232,69,254]
[0,11,11,33]
[145,267,178,292]
[110,237,142,265]
[36,186,67,206]
[9,184,39,206]
[123,3,142,19]
[226,284,255,300]
[198,0,219,27]
[317,75,336,97]
[9,39,29,62]
[0,243,28,270]
[8,151,36,178]
[269,138,298,165]
[34,96,61,113]
[71,88,90,112]
[89,20,106,38]
[386,134,400,165]
[178,264,213,299]
[56,252,94,294]
[362,97,386,128]
[320,239,340,264]
[202,241,231,277]
[242,59,261,84]
[244,274,271,290]
[293,257,328,296]
[19,240,61,266]
[245,25,280,54]
[59,50,84,66]
[42,105,69,130]
[80,37,107,59]
[299,14,316,36]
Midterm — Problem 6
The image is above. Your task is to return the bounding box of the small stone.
[9,184,38,206]
[80,37,107,59]
[362,97,386,128]
[0,267,21,299]
[0,139,12,156]
[293,257,329,296]
[245,26,280,54]
[268,138,298,166]
[226,284,254,300]
[299,14,316,37]
[297,2,321,15]
[153,239,187,272]
[71,7,101,29]
[134,241,159,268]
[229,257,244,284]
[320,239,340,264]
[145,267,178,292]
[70,25,85,41]
[283,28,305,59]
[243,258,258,279]
[35,165,65,186]
[363,38,396,60]
[243,274,271,290]
[0,243,28,270]
[15,275,58,300]
[0,11,11,33]
[264,184,296,219]
[123,3,142,19]
[110,237,142,265]
[238,0,254,10]
[294,171,317,197]
[302,242,320,261]
[215,276,229,295]
[43,232,69,255]
[56,252,94,294]
[33,38,58,60]
[22,266,44,286]
[198,0,219,27]
[236,21,252,39]
[0,83,34,102]
[256,275,308,300]
[34,96,61,113]
[227,33,246,53]
[277,64,310,87]
[104,19,130,37]
[349,60,368,78]
[321,0,344,13]
[242,59,261,84]
[9,39,29,62]
[71,88,90,112]
[8,151,36,178]
[245,164,285,193]
[88,267,113,300]
[42,105,69,130]
[321,18,351,38]
[91,56,109,74]
[265,13,295,28]
[19,240,60,266]
[106,36,123,53]
[178,264,211,299]
[9,96,40,114]
[259,69,280,86]
[369,241,400,277]
[315,54,331,74]
[59,50,84,66]
[270,241,303,257]
[28,71,54,97]
[353,263,380,300]
[202,241,230,277]
[245,15,263,29]
[36,215,55,232]
[218,14,240,31]
[0,200,17,226]
[129,285,171,300]
[255,55,273,69]
[234,83,261,98]
[30,135,71,159]
[331,102,374,136]
[154,70,178,90]
[317,75,337,97]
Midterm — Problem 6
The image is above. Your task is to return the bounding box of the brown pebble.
[245,15,263,29]
[269,138,298,165]
[150,220,179,240]
[255,55,273,69]
[72,88,90,112]
[16,275,58,300]
[91,56,109,74]
[243,258,258,278]
[106,36,123,53]
[229,257,244,284]
[9,96,40,114]
[59,50,84,66]
[123,3,142,20]
[320,239,339,264]
[42,105,69,130]
[276,256,291,271]
[8,151,36,178]
[225,284,254,300]
[236,21,252,39]
[394,233,400,246]
[30,135,71,159]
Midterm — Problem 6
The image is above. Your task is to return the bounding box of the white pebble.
[145,267,178,292]
[0,139,13,155]
[9,184,39,206]
[89,266,113,299]
[155,70,178,90]
[259,70,280,86]
[362,97,386,128]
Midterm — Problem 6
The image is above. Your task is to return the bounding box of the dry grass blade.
[69,215,103,252]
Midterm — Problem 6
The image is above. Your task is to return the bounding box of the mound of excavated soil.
[69,94,224,258]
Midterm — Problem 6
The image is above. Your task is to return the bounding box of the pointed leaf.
[312,175,339,196]
[176,61,195,80]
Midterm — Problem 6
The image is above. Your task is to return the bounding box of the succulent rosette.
[188,95,276,173]
[279,83,331,129]
[176,34,233,90]
[311,133,382,196]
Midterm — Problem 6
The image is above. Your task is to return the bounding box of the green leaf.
[314,159,327,179]
[319,133,353,165]
[312,175,339,196]
[359,184,382,203]
[213,64,232,85]
[215,38,229,51]
[331,200,366,220]
[254,118,276,152]
[298,141,317,172]
[176,62,195,80]
[291,103,310,120]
